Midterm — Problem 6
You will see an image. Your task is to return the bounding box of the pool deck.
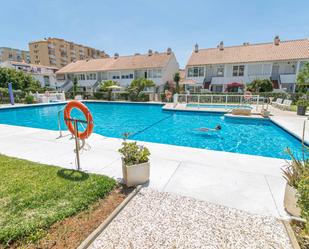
[0,103,308,219]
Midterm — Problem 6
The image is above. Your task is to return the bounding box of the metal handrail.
[57,108,65,138]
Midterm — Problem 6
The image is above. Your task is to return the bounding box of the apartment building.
[29,37,109,68]
[56,48,179,92]
[185,36,309,93]
[0,47,30,63]
[0,61,58,88]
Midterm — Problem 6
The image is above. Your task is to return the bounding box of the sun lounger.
[277,99,292,110]
[272,98,283,107]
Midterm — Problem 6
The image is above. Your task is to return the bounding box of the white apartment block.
[185,36,309,93]
[0,61,58,89]
[56,49,179,92]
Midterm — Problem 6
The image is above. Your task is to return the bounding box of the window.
[121,73,134,79]
[109,72,120,79]
[232,65,245,76]
[147,69,162,78]
[101,72,108,80]
[76,74,85,80]
[153,69,162,78]
[43,76,50,86]
[187,67,204,77]
[217,65,224,76]
[86,73,96,80]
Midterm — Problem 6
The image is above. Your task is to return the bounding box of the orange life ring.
[64,101,94,140]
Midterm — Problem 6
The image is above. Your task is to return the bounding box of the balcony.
[279,74,296,84]
[48,43,55,49]
[210,75,271,85]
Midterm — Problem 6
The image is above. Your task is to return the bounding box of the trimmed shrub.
[25,95,35,104]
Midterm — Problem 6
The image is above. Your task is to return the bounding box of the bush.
[296,99,309,107]
[298,175,309,234]
[24,95,35,104]
[119,141,150,166]
[282,148,309,188]
[247,79,273,92]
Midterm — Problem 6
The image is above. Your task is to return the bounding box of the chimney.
[114,53,119,59]
[243,42,249,46]
[134,53,140,56]
[219,41,224,50]
[167,47,172,55]
[194,43,199,53]
[148,49,153,56]
[274,35,280,46]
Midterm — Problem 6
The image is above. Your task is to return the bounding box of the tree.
[297,62,309,93]
[128,78,155,101]
[0,67,41,91]
[73,77,78,97]
[246,79,273,92]
[99,80,118,100]
[173,72,181,93]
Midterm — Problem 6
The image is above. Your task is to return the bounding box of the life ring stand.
[64,100,94,140]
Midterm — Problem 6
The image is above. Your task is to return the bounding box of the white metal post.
[198,95,200,109]
[256,95,259,111]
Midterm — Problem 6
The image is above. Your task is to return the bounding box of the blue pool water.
[0,102,305,159]
[187,104,252,109]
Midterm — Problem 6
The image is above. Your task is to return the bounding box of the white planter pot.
[284,184,301,217]
[122,159,150,187]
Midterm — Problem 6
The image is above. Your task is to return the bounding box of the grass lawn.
[0,154,116,246]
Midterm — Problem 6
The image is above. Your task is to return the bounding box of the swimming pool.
[0,102,305,159]
[187,104,252,109]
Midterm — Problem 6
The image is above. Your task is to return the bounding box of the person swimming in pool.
[197,124,221,132]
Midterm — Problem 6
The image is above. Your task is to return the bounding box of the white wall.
[161,53,179,85]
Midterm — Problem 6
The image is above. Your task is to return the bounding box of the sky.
[1,0,309,68]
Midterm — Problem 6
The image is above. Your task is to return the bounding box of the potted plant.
[282,148,308,217]
[119,136,150,187]
[296,99,309,116]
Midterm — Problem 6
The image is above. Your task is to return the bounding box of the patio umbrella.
[106,85,123,90]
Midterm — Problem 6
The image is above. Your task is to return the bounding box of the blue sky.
[1,0,309,67]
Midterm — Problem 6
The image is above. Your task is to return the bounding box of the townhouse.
[0,61,58,88]
[185,36,309,93]
[56,48,179,92]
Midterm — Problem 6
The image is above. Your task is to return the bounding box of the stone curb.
[281,220,301,249]
[77,185,143,249]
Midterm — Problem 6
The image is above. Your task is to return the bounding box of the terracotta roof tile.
[57,52,173,74]
[187,39,309,66]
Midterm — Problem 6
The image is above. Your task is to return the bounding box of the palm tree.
[173,72,181,93]
[128,78,155,101]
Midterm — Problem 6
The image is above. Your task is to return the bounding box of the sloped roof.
[57,52,173,74]
[187,39,309,66]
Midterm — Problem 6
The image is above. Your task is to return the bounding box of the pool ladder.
[57,108,65,138]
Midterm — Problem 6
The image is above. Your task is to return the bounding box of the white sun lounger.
[272,98,283,107]
[277,99,292,110]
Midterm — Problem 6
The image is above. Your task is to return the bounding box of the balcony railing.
[279,74,296,84]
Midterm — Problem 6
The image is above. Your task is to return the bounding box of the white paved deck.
[0,123,289,218]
